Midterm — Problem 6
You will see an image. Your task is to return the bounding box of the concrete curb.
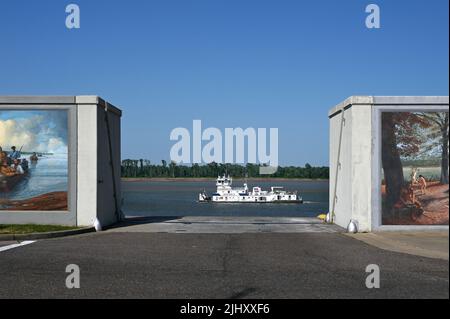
[0,227,96,241]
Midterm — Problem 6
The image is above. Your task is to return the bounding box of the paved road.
[0,231,448,298]
[348,231,449,260]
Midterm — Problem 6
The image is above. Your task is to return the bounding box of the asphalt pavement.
[0,231,448,298]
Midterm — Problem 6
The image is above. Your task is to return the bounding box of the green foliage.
[0,224,80,234]
[121,160,329,179]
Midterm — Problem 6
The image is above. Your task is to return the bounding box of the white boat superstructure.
[198,175,303,203]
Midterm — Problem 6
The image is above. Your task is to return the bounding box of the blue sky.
[0,0,448,166]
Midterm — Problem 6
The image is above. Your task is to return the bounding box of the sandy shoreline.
[382,182,449,225]
[122,177,329,182]
[0,191,68,211]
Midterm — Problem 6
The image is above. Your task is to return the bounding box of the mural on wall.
[381,111,449,225]
[0,110,68,211]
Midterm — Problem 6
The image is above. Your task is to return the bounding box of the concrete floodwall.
[0,96,122,227]
[329,96,449,232]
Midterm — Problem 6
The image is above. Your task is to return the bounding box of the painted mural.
[381,111,449,225]
[0,110,68,211]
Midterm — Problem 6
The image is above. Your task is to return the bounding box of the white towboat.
[198,175,303,203]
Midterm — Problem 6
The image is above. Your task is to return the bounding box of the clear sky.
[0,0,448,166]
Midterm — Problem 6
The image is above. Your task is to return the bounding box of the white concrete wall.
[96,105,122,227]
[330,102,374,232]
[77,97,122,227]
[76,104,98,226]
[350,105,373,232]
[0,96,122,227]
[329,108,353,229]
[330,96,448,232]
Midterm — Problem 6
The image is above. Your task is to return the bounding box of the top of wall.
[0,95,122,117]
[329,96,449,119]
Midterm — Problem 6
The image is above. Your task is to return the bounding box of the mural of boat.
[0,172,29,192]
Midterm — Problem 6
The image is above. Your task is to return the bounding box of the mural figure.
[0,110,68,211]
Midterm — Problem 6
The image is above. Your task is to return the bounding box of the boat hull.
[0,173,28,192]
[199,199,303,204]
[198,175,304,204]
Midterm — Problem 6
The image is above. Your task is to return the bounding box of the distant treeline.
[121,160,329,179]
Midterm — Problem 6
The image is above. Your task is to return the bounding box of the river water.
[122,179,329,217]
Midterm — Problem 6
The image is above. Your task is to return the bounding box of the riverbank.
[122,177,329,182]
[0,191,68,211]
[382,182,449,225]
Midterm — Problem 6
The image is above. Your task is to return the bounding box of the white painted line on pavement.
[0,240,36,253]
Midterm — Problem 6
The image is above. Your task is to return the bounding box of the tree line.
[121,160,329,179]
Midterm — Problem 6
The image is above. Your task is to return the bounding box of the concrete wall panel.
[0,96,121,227]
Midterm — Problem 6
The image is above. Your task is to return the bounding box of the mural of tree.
[382,112,433,208]
[417,112,449,184]
[382,113,404,209]
[393,113,430,158]
[382,111,449,226]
